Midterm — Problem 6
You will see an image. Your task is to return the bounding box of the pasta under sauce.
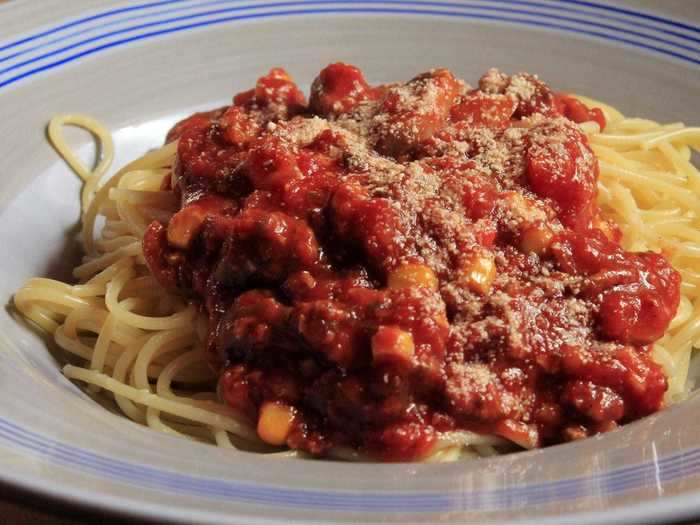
[138,65,680,460]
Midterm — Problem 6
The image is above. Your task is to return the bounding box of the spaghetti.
[577,96,700,403]
[13,67,700,461]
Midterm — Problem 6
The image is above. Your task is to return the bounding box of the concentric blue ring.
[3,0,698,57]
[0,1,698,92]
[2,0,699,69]
[0,414,699,511]
[0,0,188,53]
[2,0,699,79]
[1,0,700,515]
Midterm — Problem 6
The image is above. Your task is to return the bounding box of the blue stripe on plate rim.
[1,0,698,57]
[1,0,699,70]
[0,0,699,77]
[0,0,699,512]
[0,1,698,92]
[0,414,699,510]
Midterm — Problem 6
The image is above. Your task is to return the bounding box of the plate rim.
[1,1,700,524]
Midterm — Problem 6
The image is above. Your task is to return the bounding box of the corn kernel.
[387,263,439,291]
[520,226,553,256]
[257,402,295,446]
[372,325,415,365]
[167,205,208,249]
[460,253,496,294]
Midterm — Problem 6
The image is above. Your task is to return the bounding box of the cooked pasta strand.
[14,97,700,459]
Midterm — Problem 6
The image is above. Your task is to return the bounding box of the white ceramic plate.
[1,1,700,523]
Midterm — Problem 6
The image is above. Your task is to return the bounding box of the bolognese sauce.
[143,64,680,460]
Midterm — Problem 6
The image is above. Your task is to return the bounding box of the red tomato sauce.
[143,65,679,460]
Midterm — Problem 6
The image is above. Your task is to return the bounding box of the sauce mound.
[143,64,680,460]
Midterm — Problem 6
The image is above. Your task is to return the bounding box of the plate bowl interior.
[1,4,700,525]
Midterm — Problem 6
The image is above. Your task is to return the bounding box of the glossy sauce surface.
[144,65,680,460]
